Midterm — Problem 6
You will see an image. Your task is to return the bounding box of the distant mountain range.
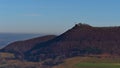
[0,33,42,48]
[1,23,120,62]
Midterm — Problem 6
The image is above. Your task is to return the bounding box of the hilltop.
[26,23,120,61]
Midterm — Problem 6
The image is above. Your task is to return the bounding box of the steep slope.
[0,35,56,59]
[26,23,120,61]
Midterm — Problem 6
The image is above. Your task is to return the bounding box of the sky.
[0,0,120,35]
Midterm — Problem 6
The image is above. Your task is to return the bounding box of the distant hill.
[0,33,42,48]
[0,35,56,59]
[25,23,120,61]
[1,23,120,62]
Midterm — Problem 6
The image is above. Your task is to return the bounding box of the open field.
[1,52,120,68]
[0,60,41,68]
[75,63,120,68]
[53,57,120,68]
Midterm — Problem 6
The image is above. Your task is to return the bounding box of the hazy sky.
[0,0,120,34]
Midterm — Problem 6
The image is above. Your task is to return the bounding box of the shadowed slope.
[0,35,56,59]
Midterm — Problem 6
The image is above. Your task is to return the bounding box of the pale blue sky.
[0,0,120,34]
